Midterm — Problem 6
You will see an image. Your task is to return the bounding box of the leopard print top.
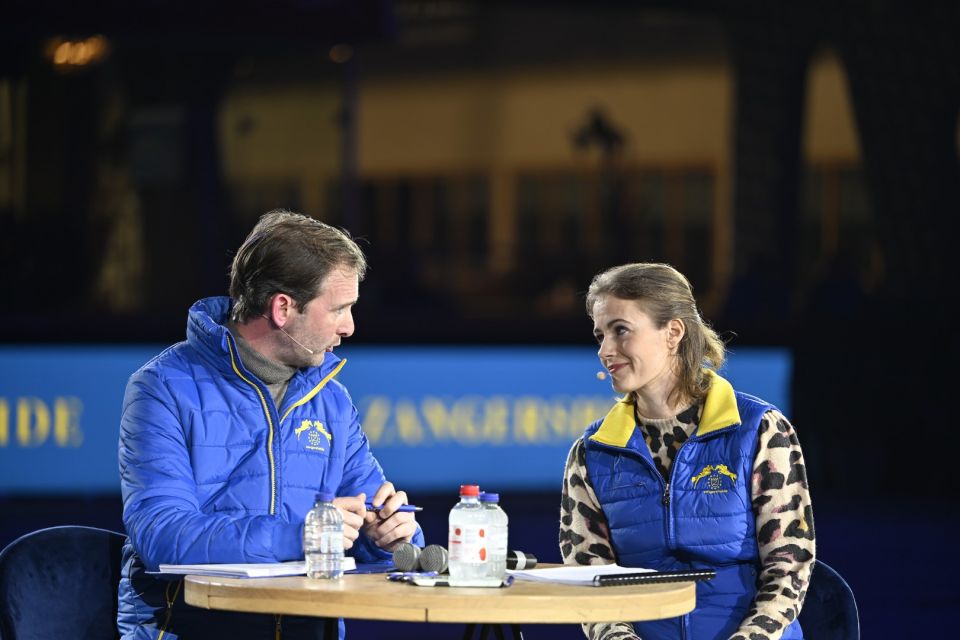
[559,405,815,640]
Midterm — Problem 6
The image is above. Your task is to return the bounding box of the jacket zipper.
[666,438,694,640]
[227,338,279,515]
[663,436,696,550]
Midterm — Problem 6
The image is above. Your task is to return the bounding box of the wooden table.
[184,567,695,637]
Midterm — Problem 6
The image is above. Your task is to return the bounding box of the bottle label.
[448,523,487,563]
[494,530,507,555]
[320,530,343,554]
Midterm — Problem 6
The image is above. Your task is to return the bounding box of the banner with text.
[0,345,790,493]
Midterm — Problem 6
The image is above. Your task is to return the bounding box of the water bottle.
[448,484,489,580]
[480,492,508,580]
[304,492,344,580]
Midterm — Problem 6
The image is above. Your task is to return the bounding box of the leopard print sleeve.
[560,438,641,640]
[730,409,816,640]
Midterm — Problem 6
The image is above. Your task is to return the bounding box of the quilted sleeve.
[118,367,303,571]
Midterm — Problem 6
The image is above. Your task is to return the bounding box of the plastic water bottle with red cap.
[448,484,489,580]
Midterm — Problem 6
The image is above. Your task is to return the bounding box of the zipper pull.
[662,482,671,506]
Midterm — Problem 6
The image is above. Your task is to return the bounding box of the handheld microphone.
[506,550,537,570]
[392,542,421,572]
[419,544,448,574]
[262,314,315,354]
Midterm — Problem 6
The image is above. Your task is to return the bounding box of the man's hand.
[331,494,367,551]
[362,482,418,552]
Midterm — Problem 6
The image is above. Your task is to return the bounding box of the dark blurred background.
[1,1,958,638]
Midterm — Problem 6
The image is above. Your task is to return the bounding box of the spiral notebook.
[592,568,716,586]
[508,564,715,587]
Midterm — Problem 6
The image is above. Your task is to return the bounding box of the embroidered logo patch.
[691,464,737,494]
[295,419,332,452]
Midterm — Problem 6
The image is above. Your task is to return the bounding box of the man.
[118,210,423,639]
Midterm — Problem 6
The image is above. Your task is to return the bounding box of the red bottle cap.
[459,484,480,496]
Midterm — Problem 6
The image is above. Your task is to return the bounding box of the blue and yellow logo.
[691,464,738,494]
[295,419,331,453]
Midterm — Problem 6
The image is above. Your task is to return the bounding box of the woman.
[560,263,814,640]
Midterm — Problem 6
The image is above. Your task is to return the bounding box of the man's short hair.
[229,209,367,322]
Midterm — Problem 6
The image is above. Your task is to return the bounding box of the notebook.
[508,563,714,587]
[155,556,356,578]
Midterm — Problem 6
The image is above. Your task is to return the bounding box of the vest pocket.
[601,480,651,502]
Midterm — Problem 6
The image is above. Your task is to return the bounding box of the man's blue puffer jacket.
[117,297,423,639]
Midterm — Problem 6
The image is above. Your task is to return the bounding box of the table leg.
[462,623,523,640]
[323,617,338,639]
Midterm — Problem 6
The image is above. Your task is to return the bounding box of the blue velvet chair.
[0,525,126,640]
[798,559,860,640]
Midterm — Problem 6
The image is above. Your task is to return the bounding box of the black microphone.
[506,550,537,570]
[392,542,421,572]
[419,544,448,574]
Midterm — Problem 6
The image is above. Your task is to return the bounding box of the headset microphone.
[262,314,315,354]
[279,326,315,354]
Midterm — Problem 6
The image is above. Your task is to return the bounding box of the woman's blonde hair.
[586,263,725,404]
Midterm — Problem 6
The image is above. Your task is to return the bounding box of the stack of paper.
[156,557,356,578]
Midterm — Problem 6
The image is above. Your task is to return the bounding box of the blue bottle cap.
[316,491,336,503]
[479,492,499,502]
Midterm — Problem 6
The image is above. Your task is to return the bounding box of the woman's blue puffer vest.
[583,372,802,640]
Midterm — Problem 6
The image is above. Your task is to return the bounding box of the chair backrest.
[798,559,860,640]
[0,525,126,640]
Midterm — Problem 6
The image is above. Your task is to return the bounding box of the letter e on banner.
[54,396,84,447]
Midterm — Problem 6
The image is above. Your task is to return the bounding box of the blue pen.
[365,502,422,513]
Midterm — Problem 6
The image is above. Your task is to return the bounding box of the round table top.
[184,568,696,624]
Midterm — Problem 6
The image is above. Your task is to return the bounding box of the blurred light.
[46,35,109,69]
[329,43,353,64]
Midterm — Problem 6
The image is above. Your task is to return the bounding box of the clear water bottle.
[448,484,489,580]
[304,492,344,580]
[480,492,508,580]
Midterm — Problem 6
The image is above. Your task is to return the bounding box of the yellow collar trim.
[588,398,636,448]
[588,370,741,448]
[697,370,741,436]
[280,358,347,424]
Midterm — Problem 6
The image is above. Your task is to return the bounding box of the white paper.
[155,557,355,578]
[507,563,653,586]
[411,576,505,588]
